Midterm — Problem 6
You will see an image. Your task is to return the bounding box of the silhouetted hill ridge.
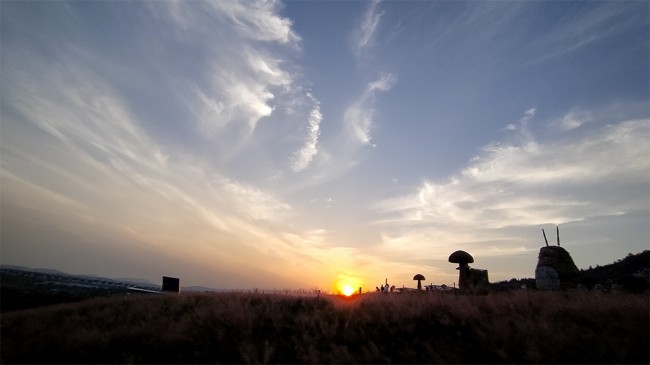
[579,250,649,292]
[492,250,649,292]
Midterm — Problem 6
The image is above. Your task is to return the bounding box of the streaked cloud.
[550,109,595,131]
[524,1,646,64]
[0,1,348,287]
[158,0,299,45]
[344,73,396,146]
[291,93,323,172]
[375,109,649,263]
[354,0,383,55]
[197,66,277,135]
[1,56,336,287]
[368,73,396,92]
[151,2,299,138]
[210,0,300,44]
[379,110,648,227]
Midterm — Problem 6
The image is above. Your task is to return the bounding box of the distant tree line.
[579,250,649,293]
[491,250,649,293]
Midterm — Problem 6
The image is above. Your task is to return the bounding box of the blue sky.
[1,0,648,292]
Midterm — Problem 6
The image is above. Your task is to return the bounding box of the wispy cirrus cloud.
[344,73,396,147]
[210,0,301,44]
[522,2,647,65]
[374,109,649,263]
[153,2,298,138]
[136,0,342,185]
[3,59,293,224]
[549,109,594,131]
[353,0,383,55]
[379,110,649,227]
[1,0,364,288]
[1,54,323,286]
[291,93,323,172]
[158,0,299,45]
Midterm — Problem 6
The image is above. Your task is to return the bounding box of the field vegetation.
[1,290,647,364]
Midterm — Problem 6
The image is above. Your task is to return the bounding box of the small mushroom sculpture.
[413,274,426,290]
[448,250,474,290]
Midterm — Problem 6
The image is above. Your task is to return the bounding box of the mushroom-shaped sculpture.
[448,250,474,267]
[449,250,474,290]
[413,274,426,290]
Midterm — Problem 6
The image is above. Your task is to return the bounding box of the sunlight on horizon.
[335,274,363,296]
[342,285,355,296]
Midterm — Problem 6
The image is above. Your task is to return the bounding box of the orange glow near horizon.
[342,285,355,296]
[335,274,363,296]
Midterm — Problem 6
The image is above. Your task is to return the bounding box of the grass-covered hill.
[1,290,648,364]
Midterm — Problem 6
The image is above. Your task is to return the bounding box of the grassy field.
[1,290,648,364]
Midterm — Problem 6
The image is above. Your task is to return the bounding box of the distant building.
[162,276,180,293]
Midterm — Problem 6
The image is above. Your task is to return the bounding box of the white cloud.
[200,70,276,133]
[517,107,536,143]
[139,0,338,186]
[370,110,649,278]
[0,17,320,286]
[550,109,594,131]
[2,1,416,288]
[344,104,374,146]
[376,228,534,262]
[4,63,294,225]
[149,1,303,141]
[377,109,649,246]
[301,229,333,247]
[523,2,645,65]
[210,0,300,44]
[194,47,297,137]
[245,51,293,87]
[368,73,397,91]
[354,0,383,54]
[344,73,396,146]
[157,0,299,45]
[291,93,323,172]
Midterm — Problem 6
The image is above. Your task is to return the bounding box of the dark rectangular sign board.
[162,276,180,293]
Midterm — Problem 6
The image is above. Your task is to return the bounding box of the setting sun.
[335,274,363,296]
[342,285,355,296]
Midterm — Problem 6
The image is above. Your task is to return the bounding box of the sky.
[1,0,648,293]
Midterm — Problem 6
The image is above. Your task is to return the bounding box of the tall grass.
[1,290,647,363]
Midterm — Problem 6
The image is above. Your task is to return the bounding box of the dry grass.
[1,290,647,363]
